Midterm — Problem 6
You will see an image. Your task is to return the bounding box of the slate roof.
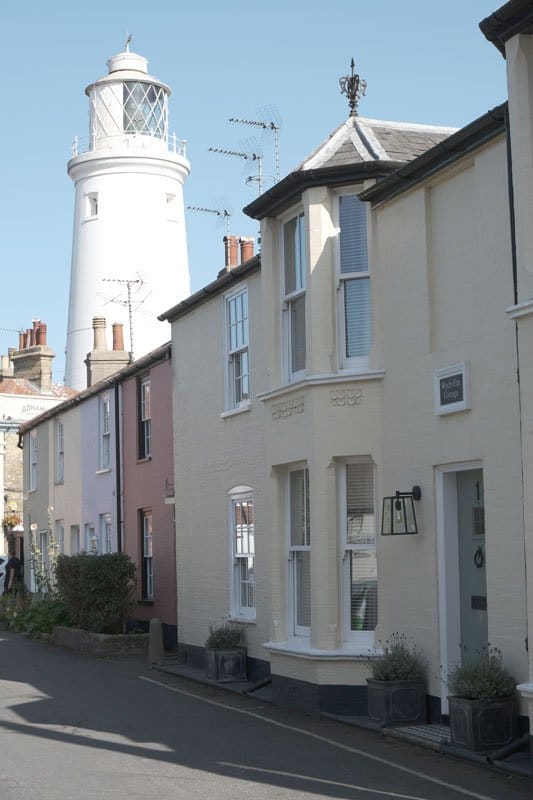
[298,116,457,171]
[245,115,456,220]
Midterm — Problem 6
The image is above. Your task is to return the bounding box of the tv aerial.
[209,137,264,196]
[187,201,232,236]
[230,105,282,183]
[100,274,150,357]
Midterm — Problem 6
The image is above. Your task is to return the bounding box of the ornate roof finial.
[339,57,366,117]
[125,33,132,52]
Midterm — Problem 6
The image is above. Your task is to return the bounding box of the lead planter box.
[205,648,247,682]
[448,695,519,752]
[367,679,427,727]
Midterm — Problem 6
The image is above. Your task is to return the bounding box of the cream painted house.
[161,1,533,738]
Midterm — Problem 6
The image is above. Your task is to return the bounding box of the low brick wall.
[52,626,149,657]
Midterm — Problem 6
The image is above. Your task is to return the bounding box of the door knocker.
[474,545,484,569]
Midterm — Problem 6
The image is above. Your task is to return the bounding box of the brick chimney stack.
[239,237,254,263]
[224,235,239,269]
[218,235,256,278]
[85,318,131,388]
[9,320,54,391]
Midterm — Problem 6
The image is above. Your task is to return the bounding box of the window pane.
[340,194,368,274]
[344,278,372,358]
[349,551,377,631]
[239,557,255,609]
[290,469,310,546]
[290,295,306,373]
[295,551,311,628]
[284,217,298,294]
[346,463,375,544]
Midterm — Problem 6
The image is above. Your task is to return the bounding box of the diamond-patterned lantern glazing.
[123,81,167,139]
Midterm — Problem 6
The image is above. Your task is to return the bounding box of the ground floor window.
[288,466,311,636]
[341,460,377,646]
[141,510,153,600]
[229,486,255,619]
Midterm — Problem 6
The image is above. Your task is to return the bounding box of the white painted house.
[65,47,190,389]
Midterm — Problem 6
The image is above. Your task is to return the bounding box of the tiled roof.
[298,116,457,171]
[0,378,77,398]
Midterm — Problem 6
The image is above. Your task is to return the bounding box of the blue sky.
[1,1,507,384]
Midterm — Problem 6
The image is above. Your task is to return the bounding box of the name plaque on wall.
[434,362,470,415]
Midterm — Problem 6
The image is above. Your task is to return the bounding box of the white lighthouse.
[65,48,190,389]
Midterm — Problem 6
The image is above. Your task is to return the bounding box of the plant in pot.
[205,622,247,683]
[446,647,519,753]
[367,633,427,727]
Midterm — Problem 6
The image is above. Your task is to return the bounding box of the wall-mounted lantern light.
[381,486,421,535]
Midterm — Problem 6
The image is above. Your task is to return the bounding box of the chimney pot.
[239,237,254,263]
[224,235,239,269]
[18,333,24,351]
[112,323,125,351]
[92,317,107,352]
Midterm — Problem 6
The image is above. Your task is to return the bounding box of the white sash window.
[338,194,371,369]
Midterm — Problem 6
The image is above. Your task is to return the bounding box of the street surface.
[0,632,531,799]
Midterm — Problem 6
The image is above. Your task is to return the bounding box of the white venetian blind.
[339,194,371,360]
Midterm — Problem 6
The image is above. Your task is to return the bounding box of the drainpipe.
[114,382,122,553]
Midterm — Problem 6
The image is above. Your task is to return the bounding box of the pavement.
[154,655,533,780]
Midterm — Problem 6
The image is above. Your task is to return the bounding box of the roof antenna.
[187,204,232,236]
[125,32,132,52]
[229,106,282,183]
[209,141,264,196]
[339,58,366,117]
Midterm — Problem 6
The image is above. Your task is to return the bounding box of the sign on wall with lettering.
[434,362,470,415]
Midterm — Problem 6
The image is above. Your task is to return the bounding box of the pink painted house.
[121,343,177,649]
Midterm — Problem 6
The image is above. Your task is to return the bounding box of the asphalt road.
[0,632,531,800]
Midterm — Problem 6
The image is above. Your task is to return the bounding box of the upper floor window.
[338,194,371,368]
[288,466,311,636]
[138,377,151,459]
[225,287,250,409]
[29,431,37,492]
[229,487,255,619]
[99,395,111,471]
[340,459,377,646]
[55,419,64,484]
[283,213,307,380]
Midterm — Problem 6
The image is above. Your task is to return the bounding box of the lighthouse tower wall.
[64,51,190,389]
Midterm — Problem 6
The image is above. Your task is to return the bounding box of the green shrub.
[22,596,70,637]
[56,553,136,634]
[206,622,245,650]
[369,633,427,681]
[0,589,31,631]
[447,648,516,700]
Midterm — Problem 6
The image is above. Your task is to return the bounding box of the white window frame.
[98,394,111,471]
[339,458,377,648]
[139,377,152,459]
[281,210,307,383]
[335,190,372,371]
[228,486,255,620]
[142,510,153,600]
[55,520,65,554]
[55,419,64,484]
[224,285,250,411]
[287,465,311,638]
[85,523,97,554]
[29,431,37,492]
[100,513,112,554]
[70,525,80,555]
